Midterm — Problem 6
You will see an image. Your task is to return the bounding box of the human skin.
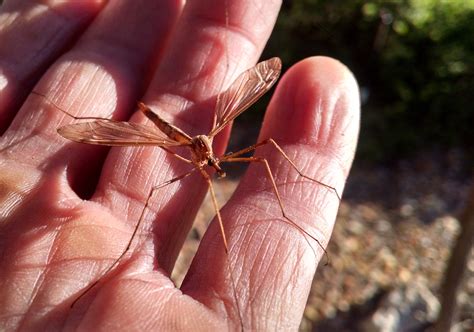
[0,0,360,331]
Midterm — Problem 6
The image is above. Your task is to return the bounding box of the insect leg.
[221,138,341,200]
[197,168,229,253]
[197,167,244,329]
[159,146,192,164]
[221,156,328,263]
[31,90,116,121]
[71,168,197,307]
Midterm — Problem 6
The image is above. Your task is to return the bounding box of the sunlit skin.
[0,0,360,330]
[54,58,340,310]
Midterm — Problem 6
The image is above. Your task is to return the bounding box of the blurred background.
[175,1,474,331]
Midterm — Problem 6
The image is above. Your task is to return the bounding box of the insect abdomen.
[137,102,192,144]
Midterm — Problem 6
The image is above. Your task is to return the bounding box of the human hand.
[0,0,359,330]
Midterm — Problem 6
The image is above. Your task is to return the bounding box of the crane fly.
[53,57,340,307]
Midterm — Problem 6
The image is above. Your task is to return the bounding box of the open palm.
[0,0,359,330]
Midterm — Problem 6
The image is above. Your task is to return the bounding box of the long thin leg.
[71,168,197,307]
[197,168,229,253]
[159,147,192,164]
[222,156,329,263]
[221,138,341,200]
[197,168,243,328]
[32,90,116,121]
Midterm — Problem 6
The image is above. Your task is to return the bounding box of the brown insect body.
[189,134,225,177]
[55,57,339,312]
[138,101,225,177]
[137,102,192,145]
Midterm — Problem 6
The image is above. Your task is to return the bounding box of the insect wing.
[208,57,282,137]
[57,120,183,147]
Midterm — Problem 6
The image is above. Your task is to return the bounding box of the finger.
[95,0,282,274]
[0,0,106,133]
[182,57,360,329]
[2,0,182,179]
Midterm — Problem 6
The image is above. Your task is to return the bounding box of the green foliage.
[263,0,474,162]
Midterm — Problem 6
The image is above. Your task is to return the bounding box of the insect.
[51,57,340,311]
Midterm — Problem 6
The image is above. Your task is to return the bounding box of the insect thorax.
[190,135,214,165]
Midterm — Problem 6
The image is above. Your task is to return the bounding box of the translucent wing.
[208,57,282,137]
[57,120,184,147]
